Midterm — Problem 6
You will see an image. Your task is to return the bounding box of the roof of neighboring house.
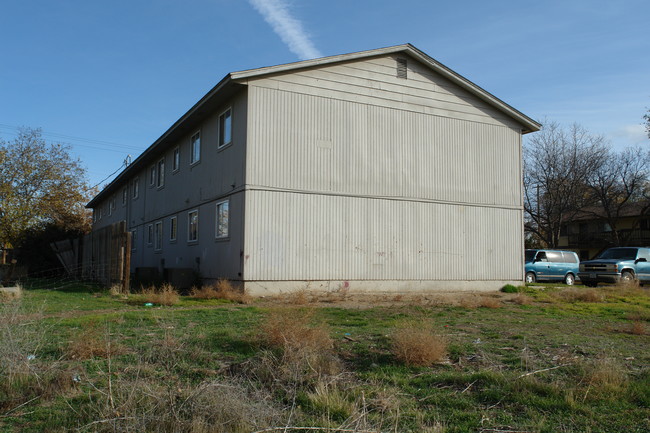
[87,43,541,208]
[565,202,650,223]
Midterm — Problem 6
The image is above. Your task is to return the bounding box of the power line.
[86,157,131,192]
[0,123,145,153]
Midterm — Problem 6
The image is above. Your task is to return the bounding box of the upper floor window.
[132,177,139,199]
[122,187,127,205]
[108,197,115,216]
[188,209,199,242]
[172,147,180,172]
[218,108,232,148]
[190,131,201,164]
[147,224,153,245]
[157,157,165,187]
[149,165,156,187]
[215,199,229,238]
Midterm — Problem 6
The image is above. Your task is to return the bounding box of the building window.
[215,199,229,238]
[218,108,232,148]
[133,177,139,199]
[157,157,165,187]
[147,224,153,245]
[98,206,102,220]
[108,198,115,216]
[170,216,177,242]
[190,131,201,164]
[188,210,199,242]
[172,147,180,172]
[122,187,127,205]
[154,221,163,251]
[130,229,137,251]
[149,165,156,186]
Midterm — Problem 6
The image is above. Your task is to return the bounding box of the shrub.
[501,284,520,293]
[141,283,180,306]
[252,308,339,386]
[191,279,252,304]
[391,322,448,367]
[0,285,22,301]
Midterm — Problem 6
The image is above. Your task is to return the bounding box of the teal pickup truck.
[578,247,650,287]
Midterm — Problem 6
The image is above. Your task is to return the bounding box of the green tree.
[0,128,92,250]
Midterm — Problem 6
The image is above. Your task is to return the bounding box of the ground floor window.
[188,210,199,242]
[215,199,229,239]
[154,221,163,251]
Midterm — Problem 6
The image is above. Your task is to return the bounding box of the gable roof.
[87,44,540,208]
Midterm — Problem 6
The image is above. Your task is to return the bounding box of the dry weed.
[109,283,129,297]
[252,308,340,386]
[262,308,333,353]
[287,289,310,305]
[0,299,75,411]
[391,321,448,366]
[458,295,502,309]
[0,285,22,301]
[626,320,646,335]
[84,375,283,433]
[478,296,502,308]
[581,358,628,398]
[558,288,605,303]
[513,293,533,305]
[142,283,180,306]
[67,322,124,360]
[191,279,251,304]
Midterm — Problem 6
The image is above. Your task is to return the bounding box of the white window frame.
[108,197,114,216]
[147,224,153,246]
[172,147,180,172]
[154,221,163,251]
[218,107,232,149]
[190,131,201,165]
[130,229,137,251]
[156,157,165,188]
[132,177,139,199]
[170,216,177,242]
[215,199,229,239]
[122,187,127,206]
[187,209,199,243]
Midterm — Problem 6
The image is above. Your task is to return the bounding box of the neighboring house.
[558,203,650,260]
[87,44,540,295]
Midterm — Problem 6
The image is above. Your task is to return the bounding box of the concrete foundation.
[243,279,523,297]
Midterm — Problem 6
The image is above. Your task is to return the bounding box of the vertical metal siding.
[244,190,521,281]
[245,60,524,283]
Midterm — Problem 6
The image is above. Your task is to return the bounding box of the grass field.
[1,280,649,433]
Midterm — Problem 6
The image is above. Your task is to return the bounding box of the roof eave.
[86,74,236,208]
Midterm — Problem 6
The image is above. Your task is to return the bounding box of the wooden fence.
[51,221,131,290]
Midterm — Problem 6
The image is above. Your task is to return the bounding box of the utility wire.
[86,157,131,192]
[0,123,145,152]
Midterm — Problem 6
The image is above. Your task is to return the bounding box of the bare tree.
[583,147,650,245]
[523,122,607,247]
[0,128,92,250]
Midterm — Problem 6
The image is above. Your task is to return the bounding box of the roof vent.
[396,58,407,79]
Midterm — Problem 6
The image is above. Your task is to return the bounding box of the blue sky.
[1,0,648,188]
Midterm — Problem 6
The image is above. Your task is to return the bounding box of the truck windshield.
[597,248,638,260]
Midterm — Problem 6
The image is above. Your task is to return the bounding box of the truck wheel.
[564,273,575,285]
[525,272,536,284]
[621,270,635,284]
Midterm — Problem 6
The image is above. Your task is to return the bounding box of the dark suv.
[578,247,650,287]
